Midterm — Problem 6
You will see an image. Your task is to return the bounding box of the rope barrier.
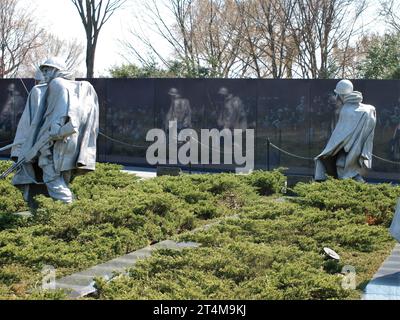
[100,132,257,155]
[19,78,30,96]
[372,154,400,165]
[0,139,13,145]
[7,129,400,167]
[268,139,400,166]
[268,141,314,161]
[98,131,148,149]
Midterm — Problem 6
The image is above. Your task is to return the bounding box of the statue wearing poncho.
[11,57,99,203]
[314,90,376,182]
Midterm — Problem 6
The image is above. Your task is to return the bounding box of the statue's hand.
[49,121,76,140]
[49,123,63,140]
[58,122,77,138]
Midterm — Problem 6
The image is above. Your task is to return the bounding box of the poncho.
[11,77,99,185]
[314,91,376,181]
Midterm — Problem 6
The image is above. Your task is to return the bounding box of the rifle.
[0,122,76,180]
[0,140,25,152]
[0,135,53,180]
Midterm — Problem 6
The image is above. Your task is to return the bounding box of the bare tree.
[122,0,203,76]
[122,0,247,78]
[71,0,126,78]
[18,33,85,78]
[41,35,84,72]
[0,0,43,78]
[287,0,368,79]
[381,0,400,32]
[121,0,370,79]
[330,32,380,78]
[190,0,245,77]
[234,0,298,78]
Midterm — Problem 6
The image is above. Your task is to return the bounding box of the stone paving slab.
[190,215,239,233]
[12,211,33,218]
[363,244,400,300]
[374,267,400,278]
[54,240,200,298]
[385,255,400,262]
[121,168,156,180]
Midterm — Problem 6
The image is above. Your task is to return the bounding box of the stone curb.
[363,244,400,300]
[53,240,200,298]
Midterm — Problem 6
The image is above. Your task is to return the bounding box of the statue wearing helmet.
[314,79,376,182]
[334,79,354,95]
[9,56,99,204]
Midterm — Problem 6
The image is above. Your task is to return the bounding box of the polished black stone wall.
[1,78,399,181]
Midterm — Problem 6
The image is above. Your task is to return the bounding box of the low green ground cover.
[0,161,397,300]
[0,161,284,299]
[93,179,398,300]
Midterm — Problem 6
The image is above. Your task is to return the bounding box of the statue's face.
[41,66,58,83]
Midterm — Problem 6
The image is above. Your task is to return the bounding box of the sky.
[18,0,160,77]
[18,0,388,78]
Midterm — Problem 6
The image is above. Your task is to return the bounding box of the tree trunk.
[86,41,96,78]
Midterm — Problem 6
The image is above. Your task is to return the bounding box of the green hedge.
[0,162,397,300]
[292,178,400,226]
[94,181,396,300]
[0,162,286,299]
[94,244,349,300]
[0,161,29,230]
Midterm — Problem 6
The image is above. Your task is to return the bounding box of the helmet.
[218,87,229,95]
[168,88,179,96]
[334,79,353,95]
[39,57,66,71]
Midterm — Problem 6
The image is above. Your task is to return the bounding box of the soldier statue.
[1,57,99,204]
[314,79,376,182]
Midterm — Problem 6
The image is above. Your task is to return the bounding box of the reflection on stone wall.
[0,79,33,156]
[0,78,399,180]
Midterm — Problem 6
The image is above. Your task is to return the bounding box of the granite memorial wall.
[0,78,399,181]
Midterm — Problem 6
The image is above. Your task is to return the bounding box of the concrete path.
[121,166,157,179]
[121,165,214,180]
[50,209,240,298]
[54,240,199,298]
[363,244,400,300]
[12,211,33,218]
[51,208,244,298]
